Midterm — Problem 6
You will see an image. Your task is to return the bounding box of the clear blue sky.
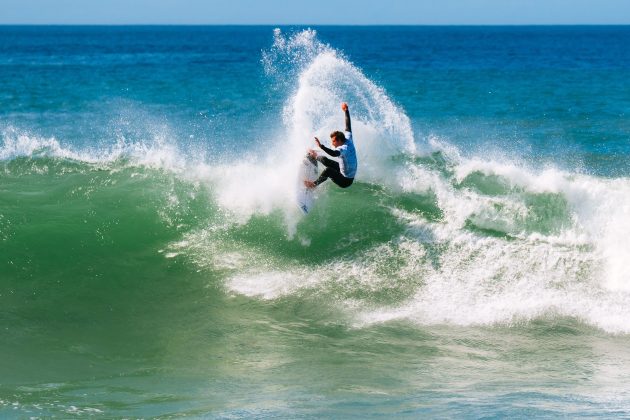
[1,0,629,25]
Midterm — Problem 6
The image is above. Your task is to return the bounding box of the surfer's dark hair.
[330,131,346,143]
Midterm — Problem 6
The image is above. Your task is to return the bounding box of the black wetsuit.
[313,108,355,188]
[313,153,354,188]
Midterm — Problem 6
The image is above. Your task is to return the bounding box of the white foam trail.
[228,271,321,300]
[447,150,630,292]
[218,137,630,334]
[359,144,630,332]
[358,227,597,323]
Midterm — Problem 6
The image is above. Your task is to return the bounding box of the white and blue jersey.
[336,131,357,179]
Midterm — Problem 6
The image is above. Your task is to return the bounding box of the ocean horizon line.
[1,23,630,27]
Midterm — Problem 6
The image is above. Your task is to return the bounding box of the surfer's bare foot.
[304,180,316,189]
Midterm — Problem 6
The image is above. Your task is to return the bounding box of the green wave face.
[0,152,614,418]
[0,151,590,292]
[0,150,586,324]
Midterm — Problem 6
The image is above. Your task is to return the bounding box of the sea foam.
[219,29,630,334]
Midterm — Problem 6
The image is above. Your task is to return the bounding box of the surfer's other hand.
[341,102,348,111]
[314,137,321,148]
[308,148,318,158]
[304,180,316,189]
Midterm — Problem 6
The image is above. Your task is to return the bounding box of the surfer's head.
[330,131,346,147]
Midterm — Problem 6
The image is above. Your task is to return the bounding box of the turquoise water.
[2,26,630,417]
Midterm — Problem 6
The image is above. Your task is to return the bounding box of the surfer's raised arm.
[342,102,351,133]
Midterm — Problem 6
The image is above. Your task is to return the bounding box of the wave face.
[2,26,630,418]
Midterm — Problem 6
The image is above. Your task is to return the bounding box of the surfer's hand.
[304,180,316,189]
[314,137,321,148]
[308,149,318,158]
[341,102,348,112]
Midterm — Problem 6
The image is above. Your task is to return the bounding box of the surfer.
[305,102,357,189]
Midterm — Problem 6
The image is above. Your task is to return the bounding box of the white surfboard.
[297,156,319,214]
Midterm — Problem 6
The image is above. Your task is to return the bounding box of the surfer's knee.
[332,176,353,188]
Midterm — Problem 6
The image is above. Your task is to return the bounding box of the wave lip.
[0,126,89,162]
[1,124,189,174]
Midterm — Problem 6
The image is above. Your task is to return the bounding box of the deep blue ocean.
[2,25,630,418]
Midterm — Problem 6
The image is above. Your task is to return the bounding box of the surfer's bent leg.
[314,157,354,188]
[314,157,339,186]
[317,156,338,169]
[332,175,353,188]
